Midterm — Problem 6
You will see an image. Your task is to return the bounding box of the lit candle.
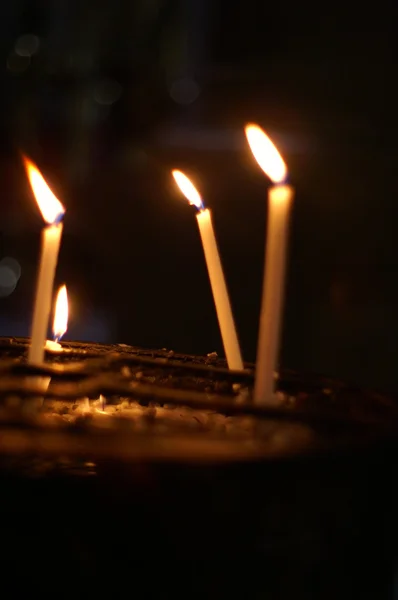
[23,157,65,364]
[245,124,294,405]
[45,284,68,352]
[172,170,243,371]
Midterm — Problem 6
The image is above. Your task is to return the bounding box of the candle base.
[44,339,63,352]
[0,337,397,600]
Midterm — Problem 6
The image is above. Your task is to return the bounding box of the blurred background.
[0,0,397,392]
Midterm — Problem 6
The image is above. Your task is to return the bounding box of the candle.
[23,157,65,364]
[45,284,68,352]
[245,124,294,405]
[172,170,243,371]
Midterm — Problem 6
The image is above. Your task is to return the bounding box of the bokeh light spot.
[7,52,30,73]
[94,78,122,105]
[169,78,200,105]
[0,266,17,297]
[0,257,21,281]
[15,34,40,57]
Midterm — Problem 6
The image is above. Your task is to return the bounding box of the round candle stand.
[0,337,397,600]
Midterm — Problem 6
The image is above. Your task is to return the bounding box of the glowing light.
[53,285,68,342]
[169,78,200,105]
[0,257,21,281]
[0,265,17,297]
[23,156,65,224]
[94,77,122,105]
[244,124,287,184]
[172,170,203,210]
[15,34,40,57]
[95,408,108,415]
[7,52,30,73]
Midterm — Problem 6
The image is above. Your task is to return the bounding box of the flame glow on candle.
[53,285,68,342]
[23,156,65,224]
[172,169,204,210]
[244,124,287,184]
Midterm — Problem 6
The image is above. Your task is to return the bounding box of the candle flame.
[23,156,65,224]
[244,124,287,184]
[172,170,204,210]
[53,285,68,342]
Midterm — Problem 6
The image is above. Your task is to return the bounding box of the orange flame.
[172,170,204,210]
[53,285,68,342]
[23,156,65,224]
[244,124,287,184]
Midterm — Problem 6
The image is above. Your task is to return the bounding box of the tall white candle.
[23,157,65,364]
[172,170,243,370]
[245,124,294,405]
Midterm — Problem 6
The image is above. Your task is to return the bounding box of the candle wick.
[53,212,65,225]
[277,175,290,186]
[190,203,205,214]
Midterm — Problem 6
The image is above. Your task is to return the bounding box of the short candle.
[45,284,68,353]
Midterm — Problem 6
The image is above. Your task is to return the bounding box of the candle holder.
[0,337,397,599]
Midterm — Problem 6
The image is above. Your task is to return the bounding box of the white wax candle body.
[196,209,243,370]
[28,223,63,364]
[254,184,293,405]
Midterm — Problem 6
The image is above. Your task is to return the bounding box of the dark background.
[0,1,397,393]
